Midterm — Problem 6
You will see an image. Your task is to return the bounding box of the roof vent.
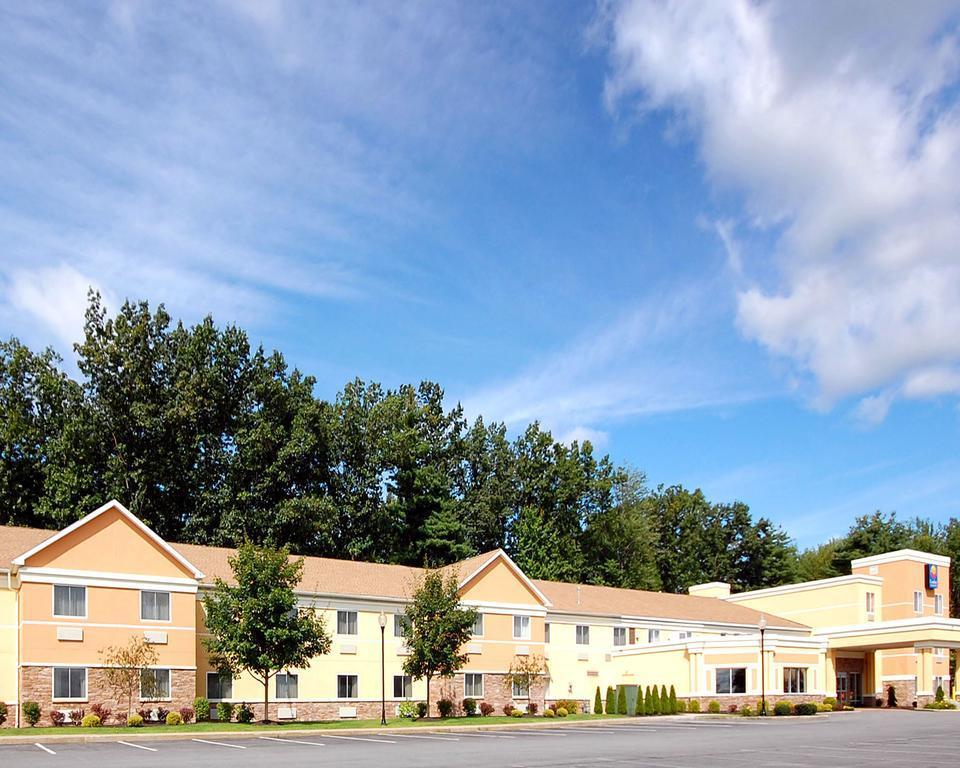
[688,581,731,598]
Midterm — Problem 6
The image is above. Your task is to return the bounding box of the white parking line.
[191,738,247,749]
[35,743,56,755]
[501,729,568,736]
[449,732,514,738]
[321,734,397,744]
[380,732,459,741]
[257,736,325,746]
[118,741,158,752]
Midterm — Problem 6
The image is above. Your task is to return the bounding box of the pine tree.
[660,685,668,714]
[644,685,654,715]
[651,685,661,715]
[605,685,616,714]
[634,685,645,716]
[669,685,677,714]
[617,685,628,715]
[594,686,603,715]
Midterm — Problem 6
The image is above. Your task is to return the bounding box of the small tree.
[401,569,477,718]
[644,685,654,715]
[203,543,332,723]
[651,685,661,714]
[660,685,668,714]
[101,635,159,717]
[504,654,549,710]
[594,686,603,714]
[669,685,677,715]
[936,685,945,703]
[634,685,645,716]
[617,685,628,715]
[605,685,616,714]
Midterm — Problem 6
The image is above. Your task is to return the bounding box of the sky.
[2,1,959,548]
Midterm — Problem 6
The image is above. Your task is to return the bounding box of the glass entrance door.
[849,672,862,705]
[836,673,848,705]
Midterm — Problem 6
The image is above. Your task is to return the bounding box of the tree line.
[0,294,956,607]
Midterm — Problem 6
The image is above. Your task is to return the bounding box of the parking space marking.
[500,729,568,737]
[35,743,56,755]
[118,741,158,752]
[321,734,396,743]
[378,732,459,741]
[451,731,515,738]
[191,738,247,749]
[258,736,325,746]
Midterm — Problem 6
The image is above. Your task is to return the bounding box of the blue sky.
[2,1,959,548]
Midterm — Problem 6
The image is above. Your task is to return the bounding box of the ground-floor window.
[715,667,746,694]
[512,680,529,698]
[338,674,359,699]
[140,668,171,699]
[464,673,483,697]
[393,675,412,698]
[53,667,86,700]
[276,672,298,699]
[207,672,233,700]
[783,667,806,693]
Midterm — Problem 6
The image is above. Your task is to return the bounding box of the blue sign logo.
[926,564,939,590]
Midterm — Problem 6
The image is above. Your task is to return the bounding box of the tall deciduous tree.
[401,569,477,717]
[202,543,331,723]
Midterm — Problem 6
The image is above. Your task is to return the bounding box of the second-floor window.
[914,591,923,614]
[648,629,660,643]
[473,614,484,636]
[865,591,875,615]
[576,625,590,645]
[141,590,171,621]
[54,585,86,617]
[394,613,409,638]
[613,627,627,646]
[338,610,358,635]
[935,595,944,615]
[513,615,531,640]
[544,622,550,643]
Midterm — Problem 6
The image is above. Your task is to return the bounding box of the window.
[53,585,86,617]
[865,591,875,615]
[464,673,484,697]
[473,614,484,636]
[544,623,550,643]
[678,631,692,640]
[393,674,413,698]
[276,673,298,699]
[53,667,86,700]
[206,672,233,700]
[647,629,660,643]
[914,590,923,614]
[337,674,358,699]
[394,613,409,638]
[935,595,944,615]
[141,590,171,621]
[613,627,627,647]
[512,680,529,698]
[576,625,590,645]
[338,610,358,635]
[513,615,531,640]
[140,668,171,699]
[715,667,747,694]
[783,667,807,693]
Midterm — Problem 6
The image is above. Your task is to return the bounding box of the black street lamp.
[759,614,767,716]
[379,611,388,726]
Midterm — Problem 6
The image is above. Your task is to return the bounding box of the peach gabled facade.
[1,501,959,727]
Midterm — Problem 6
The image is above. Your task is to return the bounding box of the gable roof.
[447,548,552,607]
[10,500,204,579]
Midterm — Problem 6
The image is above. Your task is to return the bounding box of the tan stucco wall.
[0,587,17,706]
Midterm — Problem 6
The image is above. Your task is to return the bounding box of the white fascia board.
[851,549,950,569]
[815,616,960,637]
[19,568,198,593]
[725,574,884,602]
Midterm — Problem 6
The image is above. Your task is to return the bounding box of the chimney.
[688,581,731,599]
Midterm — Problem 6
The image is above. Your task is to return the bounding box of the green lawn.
[15,712,623,737]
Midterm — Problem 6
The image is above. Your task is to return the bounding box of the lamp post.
[758,614,767,716]
[378,611,388,726]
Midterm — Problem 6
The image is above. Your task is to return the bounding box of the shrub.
[605,686,616,714]
[544,708,556,718]
[924,700,957,710]
[936,685,946,703]
[774,701,793,716]
[49,710,66,727]
[0,701,5,727]
[156,706,170,722]
[503,704,514,716]
[166,711,183,726]
[688,699,700,713]
[90,703,112,723]
[114,712,128,724]
[416,701,428,719]
[216,701,235,722]
[644,685,654,715]
[398,701,418,718]
[557,699,580,715]
[886,686,897,708]
[634,686,645,716]
[194,697,210,721]
[669,685,677,715]
[236,703,254,723]
[22,700,41,726]
[479,702,494,717]
[179,706,195,724]
[707,701,720,714]
[727,704,739,714]
[794,703,818,716]
[556,707,568,717]
[675,699,687,713]
[137,708,152,721]
[528,702,539,715]
[81,714,102,728]
[740,705,753,717]
[462,698,477,716]
[437,699,454,718]
[660,686,669,714]
[651,686,661,715]
[594,686,603,714]
[127,714,144,727]
[512,709,525,718]
[617,686,628,715]
[816,703,832,712]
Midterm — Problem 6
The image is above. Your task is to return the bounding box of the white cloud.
[600,0,960,419]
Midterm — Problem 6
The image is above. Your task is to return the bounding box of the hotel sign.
[926,563,939,590]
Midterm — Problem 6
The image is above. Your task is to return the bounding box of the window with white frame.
[276,672,298,699]
[338,674,358,699]
[141,590,171,621]
[53,667,86,700]
[513,615,531,639]
[544,622,550,643]
[715,667,747,694]
[783,667,807,693]
[464,673,484,697]
[53,585,86,617]
[394,613,409,638]
[613,627,627,646]
[934,676,946,693]
[647,629,660,643]
[338,610,358,635]
[935,595,944,615]
[512,680,529,698]
[140,668,171,699]
[914,591,923,614]
[473,614,484,636]
[678,631,692,640]
[576,625,590,645]
[393,675,413,698]
[865,591,875,615]
[206,672,233,700]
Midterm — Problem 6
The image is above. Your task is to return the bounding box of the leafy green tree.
[796,540,842,581]
[401,569,477,717]
[617,685,628,715]
[202,543,331,722]
[594,686,603,714]
[832,511,911,573]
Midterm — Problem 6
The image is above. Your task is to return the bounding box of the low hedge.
[794,703,818,716]
[773,701,793,716]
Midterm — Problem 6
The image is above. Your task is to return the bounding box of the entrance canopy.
[816,617,960,651]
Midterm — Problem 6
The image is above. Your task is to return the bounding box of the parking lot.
[1,710,956,768]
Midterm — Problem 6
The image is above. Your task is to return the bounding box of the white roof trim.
[11,499,204,579]
[725,574,884,602]
[851,549,950,568]
[813,616,960,638]
[457,549,553,608]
